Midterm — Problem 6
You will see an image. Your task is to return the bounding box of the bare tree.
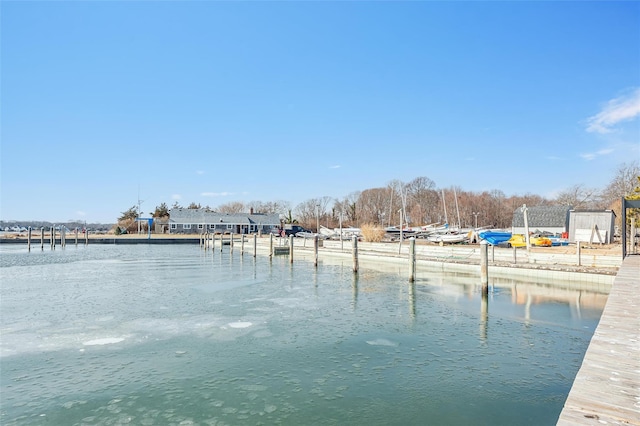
[217,201,245,214]
[601,160,640,207]
[405,176,438,226]
[554,184,599,209]
[335,191,360,225]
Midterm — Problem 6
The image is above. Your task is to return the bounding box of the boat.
[506,234,553,248]
[549,237,569,246]
[478,231,512,245]
[426,229,469,244]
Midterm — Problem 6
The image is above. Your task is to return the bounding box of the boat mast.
[454,187,461,230]
[441,190,448,225]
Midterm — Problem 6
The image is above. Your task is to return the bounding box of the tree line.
[118,161,639,232]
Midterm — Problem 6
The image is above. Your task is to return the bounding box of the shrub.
[360,223,385,242]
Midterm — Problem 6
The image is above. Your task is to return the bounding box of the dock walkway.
[557,255,640,425]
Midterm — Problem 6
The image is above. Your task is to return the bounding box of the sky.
[1,1,639,224]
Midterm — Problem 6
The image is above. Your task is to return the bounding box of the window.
[170,224,177,230]
[198,224,204,230]
[184,224,191,229]
[226,224,232,230]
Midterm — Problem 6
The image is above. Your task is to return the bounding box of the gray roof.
[168,208,280,226]
[512,205,570,228]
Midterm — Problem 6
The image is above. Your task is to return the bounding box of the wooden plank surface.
[557,255,640,425]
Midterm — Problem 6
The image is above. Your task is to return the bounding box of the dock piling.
[352,236,359,273]
[480,241,489,294]
[409,237,416,282]
[253,234,257,258]
[289,235,294,263]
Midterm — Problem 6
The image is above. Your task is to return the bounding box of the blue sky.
[2,1,639,223]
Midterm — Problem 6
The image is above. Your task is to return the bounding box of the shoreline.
[2,233,623,277]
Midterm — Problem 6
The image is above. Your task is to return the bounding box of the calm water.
[0,244,605,425]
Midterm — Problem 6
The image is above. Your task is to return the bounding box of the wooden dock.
[557,255,640,425]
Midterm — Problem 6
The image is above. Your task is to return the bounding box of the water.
[0,244,605,425]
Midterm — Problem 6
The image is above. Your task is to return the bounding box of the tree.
[118,206,139,222]
[356,187,391,227]
[282,209,296,224]
[554,184,599,209]
[405,176,439,225]
[598,161,640,228]
[601,161,640,207]
[187,202,202,209]
[218,201,244,214]
[153,203,169,218]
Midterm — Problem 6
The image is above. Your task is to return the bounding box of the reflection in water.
[480,293,488,342]
[409,281,416,320]
[0,245,607,426]
[351,272,358,311]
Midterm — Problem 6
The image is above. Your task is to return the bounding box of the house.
[168,208,281,235]
[567,210,616,244]
[512,205,570,236]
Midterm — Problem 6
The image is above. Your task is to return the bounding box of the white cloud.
[201,192,232,197]
[580,153,596,161]
[171,194,182,200]
[579,148,613,161]
[586,88,640,133]
[329,165,341,169]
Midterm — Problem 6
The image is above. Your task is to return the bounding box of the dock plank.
[557,255,640,425]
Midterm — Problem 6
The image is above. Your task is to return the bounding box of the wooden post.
[253,234,257,258]
[289,235,294,263]
[491,244,495,262]
[27,226,32,251]
[51,227,55,249]
[522,204,531,254]
[269,233,274,258]
[352,235,358,273]
[314,235,319,267]
[85,228,88,246]
[577,241,582,266]
[408,237,416,282]
[220,234,223,253]
[480,241,489,295]
[230,232,234,253]
[40,227,44,250]
[75,228,79,246]
[61,227,65,248]
[512,246,517,264]
[241,234,245,255]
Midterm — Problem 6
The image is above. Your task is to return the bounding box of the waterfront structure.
[512,205,571,235]
[567,209,616,244]
[168,208,280,234]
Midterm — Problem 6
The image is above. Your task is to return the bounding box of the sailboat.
[426,189,469,244]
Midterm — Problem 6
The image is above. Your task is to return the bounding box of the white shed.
[568,210,616,244]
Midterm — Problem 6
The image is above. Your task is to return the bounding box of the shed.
[512,205,570,236]
[568,210,616,244]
